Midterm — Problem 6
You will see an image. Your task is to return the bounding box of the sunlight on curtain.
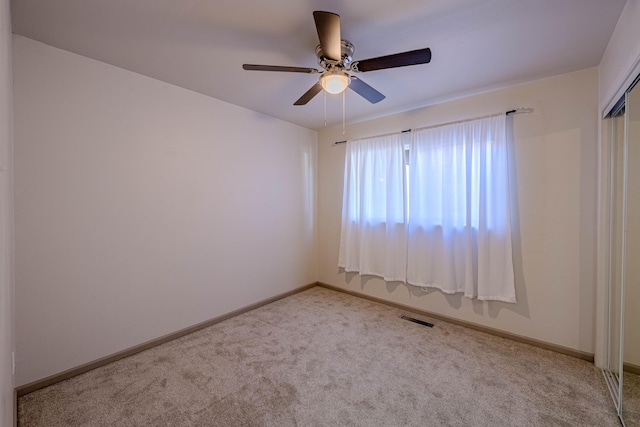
[338,134,407,282]
[407,114,515,302]
[338,114,516,302]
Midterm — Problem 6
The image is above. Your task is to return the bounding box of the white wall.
[599,0,640,114]
[0,0,14,423]
[318,68,599,354]
[13,35,317,386]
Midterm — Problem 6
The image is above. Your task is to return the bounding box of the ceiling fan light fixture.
[320,72,350,94]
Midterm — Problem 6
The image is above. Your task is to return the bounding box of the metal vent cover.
[400,315,434,328]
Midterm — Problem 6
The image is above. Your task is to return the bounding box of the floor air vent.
[400,315,434,328]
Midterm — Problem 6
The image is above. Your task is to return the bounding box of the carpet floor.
[18,286,620,426]
[624,371,640,425]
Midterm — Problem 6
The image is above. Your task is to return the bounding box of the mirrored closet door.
[622,78,640,427]
[606,104,625,417]
[606,78,640,427]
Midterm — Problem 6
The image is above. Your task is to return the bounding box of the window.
[339,114,515,302]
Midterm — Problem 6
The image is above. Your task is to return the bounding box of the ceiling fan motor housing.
[242,11,430,105]
[316,40,354,70]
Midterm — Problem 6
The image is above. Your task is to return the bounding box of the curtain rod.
[333,107,534,145]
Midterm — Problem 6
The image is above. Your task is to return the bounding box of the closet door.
[622,79,640,426]
[608,109,625,413]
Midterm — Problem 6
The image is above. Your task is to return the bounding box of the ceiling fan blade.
[243,64,320,73]
[349,77,385,104]
[352,48,432,72]
[313,11,341,62]
[294,83,323,105]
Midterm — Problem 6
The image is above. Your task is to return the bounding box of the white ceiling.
[10,0,626,130]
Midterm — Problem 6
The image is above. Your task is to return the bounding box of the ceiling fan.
[242,11,432,106]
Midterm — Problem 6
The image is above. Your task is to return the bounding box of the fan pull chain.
[342,91,346,135]
[324,91,327,127]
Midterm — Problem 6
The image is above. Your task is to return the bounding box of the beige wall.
[13,36,317,386]
[0,0,14,423]
[595,0,640,368]
[318,68,599,354]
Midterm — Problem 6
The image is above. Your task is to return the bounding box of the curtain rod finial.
[507,107,534,115]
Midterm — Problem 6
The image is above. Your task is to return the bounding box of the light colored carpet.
[18,286,620,426]
[624,371,640,426]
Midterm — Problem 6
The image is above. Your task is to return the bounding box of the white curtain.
[339,114,516,302]
[338,134,407,282]
[407,114,515,302]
